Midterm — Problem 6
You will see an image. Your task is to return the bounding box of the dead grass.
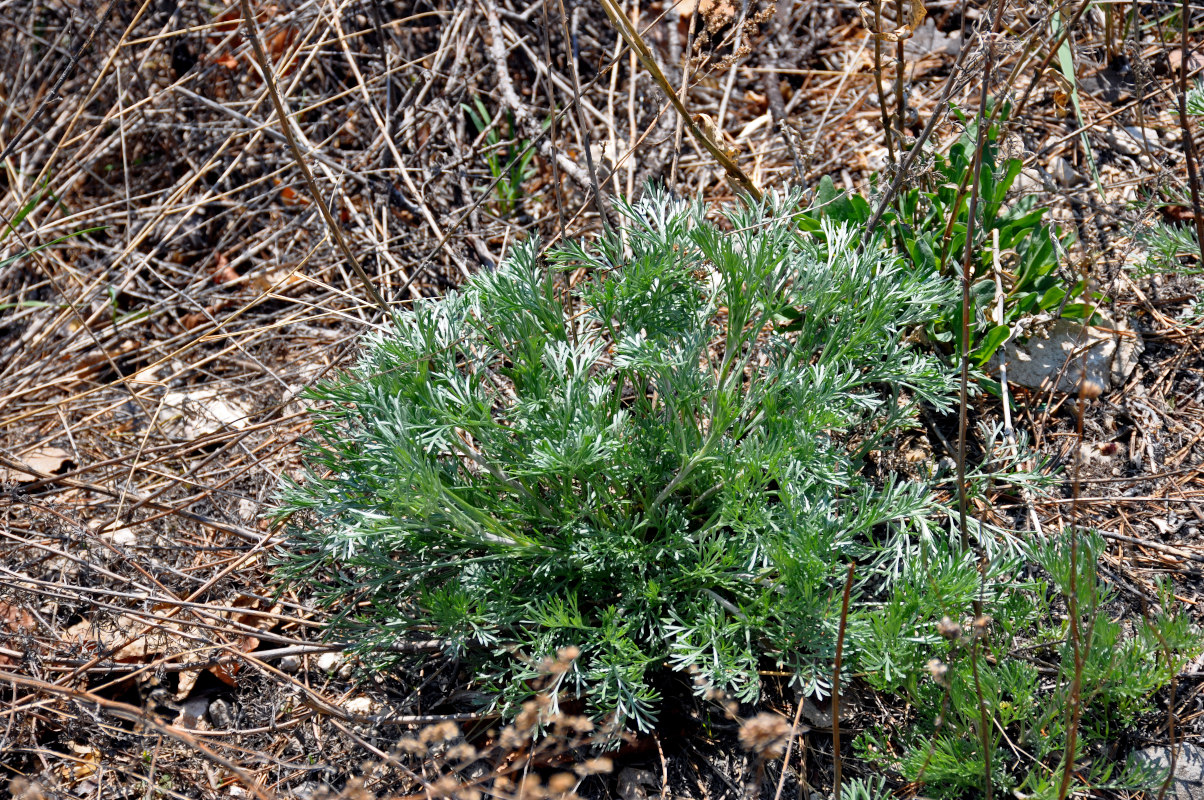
[1,0,1202,797]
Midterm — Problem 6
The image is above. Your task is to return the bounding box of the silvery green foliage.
[277,188,960,731]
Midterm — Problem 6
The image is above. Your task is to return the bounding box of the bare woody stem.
[831,562,856,800]
[239,0,390,315]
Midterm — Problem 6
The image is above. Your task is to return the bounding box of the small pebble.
[1124,126,1160,148]
[316,652,342,673]
[237,499,258,522]
[278,655,301,673]
[208,698,233,729]
[1048,155,1085,187]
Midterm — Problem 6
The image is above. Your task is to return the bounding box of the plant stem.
[831,562,856,800]
[239,0,389,315]
[1176,0,1204,266]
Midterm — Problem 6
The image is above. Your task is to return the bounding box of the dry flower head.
[937,616,962,640]
[972,615,992,639]
[420,721,462,745]
[738,712,793,759]
[574,757,614,777]
[547,772,579,796]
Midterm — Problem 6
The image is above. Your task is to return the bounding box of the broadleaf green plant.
[803,107,1081,367]
[276,188,960,731]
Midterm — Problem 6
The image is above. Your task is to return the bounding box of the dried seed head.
[444,743,478,763]
[552,710,594,737]
[339,777,375,800]
[738,712,793,759]
[430,776,461,798]
[498,725,526,751]
[515,700,543,733]
[547,773,578,796]
[396,736,426,756]
[936,616,961,640]
[420,721,461,745]
[972,615,992,639]
[8,779,45,800]
[926,658,949,686]
[574,758,614,777]
[519,775,547,800]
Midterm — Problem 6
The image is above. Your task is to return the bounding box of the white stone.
[99,527,137,546]
[1048,155,1085,187]
[992,316,1142,397]
[1109,127,1158,156]
[237,499,258,522]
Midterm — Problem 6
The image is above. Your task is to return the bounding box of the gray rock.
[208,697,234,729]
[173,694,211,729]
[291,782,325,800]
[1126,126,1161,149]
[1109,127,1160,156]
[991,316,1143,397]
[617,768,658,800]
[1048,155,1086,187]
[1013,167,1046,195]
[315,651,342,672]
[1129,743,1204,800]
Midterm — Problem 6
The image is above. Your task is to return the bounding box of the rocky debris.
[1108,126,1161,156]
[992,316,1143,398]
[1048,154,1086,187]
[1129,743,1204,800]
[617,768,659,800]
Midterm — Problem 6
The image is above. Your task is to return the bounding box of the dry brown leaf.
[250,267,304,293]
[1169,48,1204,74]
[0,601,37,666]
[693,113,738,159]
[180,595,279,695]
[279,185,309,206]
[65,605,186,663]
[0,447,74,483]
[211,250,239,285]
[181,309,212,330]
[205,596,274,688]
[57,743,101,784]
[857,0,927,42]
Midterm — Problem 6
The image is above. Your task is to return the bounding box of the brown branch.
[239,0,389,314]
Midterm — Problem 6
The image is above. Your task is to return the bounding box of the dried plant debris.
[0,0,1202,798]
